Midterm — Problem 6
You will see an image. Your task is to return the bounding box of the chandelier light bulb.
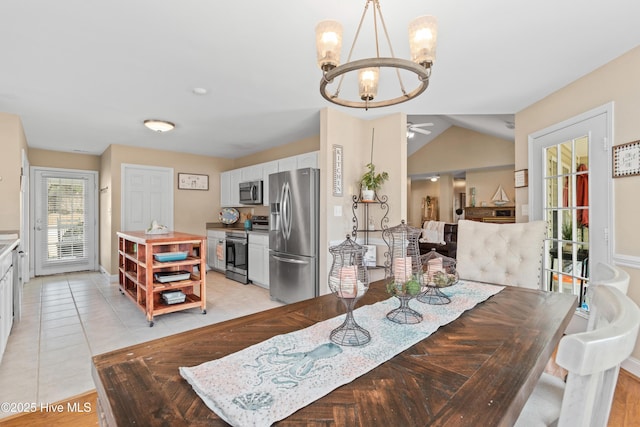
[358,68,379,101]
[316,20,343,71]
[409,15,438,66]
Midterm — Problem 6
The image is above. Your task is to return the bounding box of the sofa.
[418,222,458,259]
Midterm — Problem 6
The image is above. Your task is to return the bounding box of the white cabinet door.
[262,160,279,206]
[297,151,319,169]
[241,165,263,182]
[207,231,226,272]
[248,233,269,287]
[220,171,231,207]
[278,156,298,173]
[229,169,242,206]
[248,243,263,283]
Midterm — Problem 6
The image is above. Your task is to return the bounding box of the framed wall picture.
[178,173,209,190]
[514,169,528,188]
[613,140,640,178]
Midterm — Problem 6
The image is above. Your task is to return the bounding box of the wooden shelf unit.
[117,231,207,326]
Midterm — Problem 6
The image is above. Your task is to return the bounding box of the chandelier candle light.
[316,0,437,109]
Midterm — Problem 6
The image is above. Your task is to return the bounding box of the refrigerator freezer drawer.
[269,252,318,305]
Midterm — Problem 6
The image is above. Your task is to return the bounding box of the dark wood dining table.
[92,280,577,426]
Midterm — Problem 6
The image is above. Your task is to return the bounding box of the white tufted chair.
[515,285,640,427]
[456,220,547,289]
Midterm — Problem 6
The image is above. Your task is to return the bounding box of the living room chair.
[515,285,640,427]
[456,219,547,289]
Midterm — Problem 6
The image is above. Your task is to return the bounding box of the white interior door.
[529,103,612,306]
[33,168,98,275]
[121,164,173,232]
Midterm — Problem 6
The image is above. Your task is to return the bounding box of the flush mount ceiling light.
[143,119,175,133]
[316,0,437,110]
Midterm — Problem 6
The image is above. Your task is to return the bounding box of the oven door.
[225,235,249,283]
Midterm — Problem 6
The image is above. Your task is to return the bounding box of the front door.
[33,168,98,275]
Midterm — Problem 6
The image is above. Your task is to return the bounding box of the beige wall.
[407,125,515,227]
[515,45,640,362]
[29,148,101,171]
[103,144,230,274]
[466,167,515,209]
[319,108,406,294]
[408,179,440,228]
[0,112,27,231]
[408,126,514,175]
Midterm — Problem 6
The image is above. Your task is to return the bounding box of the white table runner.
[180,281,503,426]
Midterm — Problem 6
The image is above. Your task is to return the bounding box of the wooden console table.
[465,206,516,223]
[117,231,207,326]
[92,281,576,426]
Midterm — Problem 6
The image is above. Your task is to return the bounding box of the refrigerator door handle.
[281,181,292,240]
[272,254,308,265]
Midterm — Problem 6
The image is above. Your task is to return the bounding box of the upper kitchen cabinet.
[220,169,242,207]
[262,161,279,206]
[241,164,263,182]
[220,152,319,207]
[297,152,319,169]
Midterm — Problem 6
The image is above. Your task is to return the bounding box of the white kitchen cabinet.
[0,252,13,363]
[220,171,231,207]
[241,164,263,182]
[221,169,243,207]
[221,152,319,207]
[248,232,269,288]
[207,230,226,272]
[297,151,319,169]
[262,160,279,206]
[277,156,298,173]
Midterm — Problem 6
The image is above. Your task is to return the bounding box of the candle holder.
[417,249,458,305]
[383,221,424,324]
[328,236,371,346]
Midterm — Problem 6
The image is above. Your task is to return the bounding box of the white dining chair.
[564,263,630,334]
[456,220,547,289]
[515,285,640,427]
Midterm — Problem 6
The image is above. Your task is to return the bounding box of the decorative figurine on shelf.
[382,220,424,324]
[145,219,169,235]
[417,249,458,305]
[328,236,371,346]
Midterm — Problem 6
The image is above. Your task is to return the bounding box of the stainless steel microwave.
[239,180,263,205]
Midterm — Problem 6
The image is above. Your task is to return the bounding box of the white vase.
[361,188,375,202]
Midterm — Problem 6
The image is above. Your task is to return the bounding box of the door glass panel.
[543,135,590,308]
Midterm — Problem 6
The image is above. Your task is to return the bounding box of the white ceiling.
[1,1,639,159]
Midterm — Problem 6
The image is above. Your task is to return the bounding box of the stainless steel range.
[225,230,248,284]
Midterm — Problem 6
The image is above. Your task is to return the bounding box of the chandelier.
[315,0,437,109]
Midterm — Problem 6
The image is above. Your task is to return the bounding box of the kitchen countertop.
[0,237,19,259]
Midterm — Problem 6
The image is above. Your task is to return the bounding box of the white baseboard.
[99,265,118,283]
[622,356,640,378]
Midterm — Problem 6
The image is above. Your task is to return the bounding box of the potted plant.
[360,163,389,201]
[562,221,573,251]
[360,130,389,201]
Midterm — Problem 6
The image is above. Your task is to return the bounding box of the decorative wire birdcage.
[328,235,371,346]
[417,248,458,305]
[382,220,424,324]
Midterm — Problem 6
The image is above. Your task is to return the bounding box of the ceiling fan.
[407,122,434,139]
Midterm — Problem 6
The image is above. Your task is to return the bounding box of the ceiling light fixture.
[143,119,175,133]
[430,176,439,182]
[316,0,437,110]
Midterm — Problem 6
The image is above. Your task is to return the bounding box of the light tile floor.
[0,270,283,419]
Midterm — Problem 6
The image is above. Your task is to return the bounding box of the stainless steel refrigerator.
[269,168,319,304]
